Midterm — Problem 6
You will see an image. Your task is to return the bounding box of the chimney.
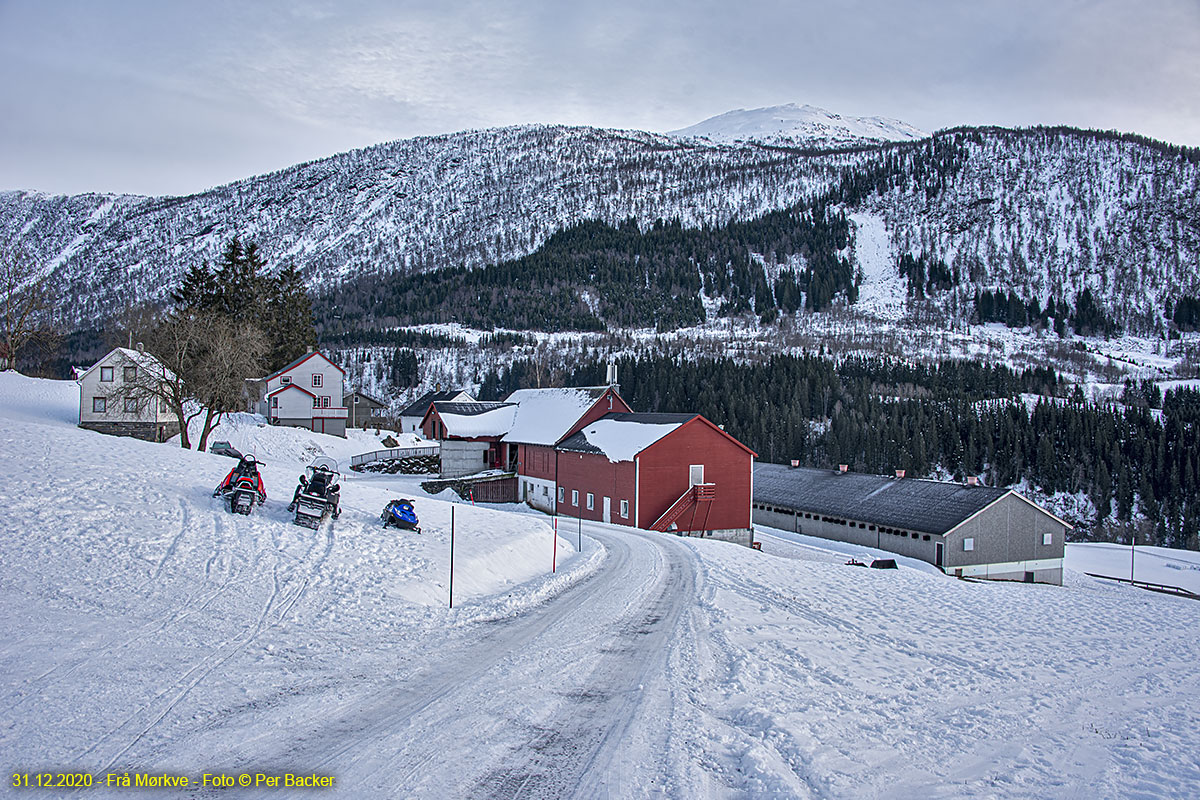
[790,459,799,468]
[895,469,906,479]
[606,361,618,386]
[839,464,848,473]
[306,346,314,354]
[967,476,979,487]
[135,341,144,353]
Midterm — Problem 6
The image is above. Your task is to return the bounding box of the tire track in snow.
[77,510,339,774]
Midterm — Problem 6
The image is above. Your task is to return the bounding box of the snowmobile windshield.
[305,457,340,486]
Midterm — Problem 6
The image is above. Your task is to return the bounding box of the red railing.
[650,483,716,532]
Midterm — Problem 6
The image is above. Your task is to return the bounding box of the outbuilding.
[753,463,1069,584]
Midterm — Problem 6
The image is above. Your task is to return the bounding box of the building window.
[100,366,114,382]
[281,375,291,385]
[558,487,565,502]
[543,485,548,496]
[124,366,137,381]
[124,397,138,413]
[271,397,278,408]
[312,373,323,387]
[963,538,975,552]
[620,499,629,518]
[93,396,107,413]
[572,490,579,507]
[689,464,704,486]
[1043,533,1053,545]
[313,397,320,408]
[160,400,169,413]
[586,492,594,510]
[322,396,331,408]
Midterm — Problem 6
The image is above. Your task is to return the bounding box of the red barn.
[556,412,757,546]
[501,385,631,512]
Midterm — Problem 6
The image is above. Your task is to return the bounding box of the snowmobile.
[289,457,341,529]
[214,454,266,515]
[381,498,421,533]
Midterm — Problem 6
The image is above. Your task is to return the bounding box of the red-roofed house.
[246,350,348,437]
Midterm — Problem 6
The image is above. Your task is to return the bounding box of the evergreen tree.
[266,263,316,370]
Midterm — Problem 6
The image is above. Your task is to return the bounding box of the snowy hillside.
[2,372,1198,798]
[4,118,1198,337]
[668,103,928,148]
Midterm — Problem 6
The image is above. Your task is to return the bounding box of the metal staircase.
[650,483,716,532]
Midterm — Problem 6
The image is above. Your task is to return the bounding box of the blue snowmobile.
[381,499,421,533]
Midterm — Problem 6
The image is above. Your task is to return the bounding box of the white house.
[246,350,348,437]
[77,347,180,442]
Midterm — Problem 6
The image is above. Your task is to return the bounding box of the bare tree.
[0,251,60,371]
[191,317,267,453]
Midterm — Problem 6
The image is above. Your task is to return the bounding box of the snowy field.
[2,374,1199,798]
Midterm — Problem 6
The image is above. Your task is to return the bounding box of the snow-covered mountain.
[1,115,1198,337]
[667,103,928,148]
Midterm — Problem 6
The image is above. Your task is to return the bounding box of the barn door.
[689,464,704,486]
[602,496,611,523]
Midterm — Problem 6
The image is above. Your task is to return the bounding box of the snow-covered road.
[267,523,697,798]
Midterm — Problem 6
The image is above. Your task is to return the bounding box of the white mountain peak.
[667,103,928,148]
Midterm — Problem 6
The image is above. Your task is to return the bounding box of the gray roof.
[754,463,1009,536]
[399,390,467,417]
[432,401,514,417]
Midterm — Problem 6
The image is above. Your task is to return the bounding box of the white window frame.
[963,538,975,552]
[321,396,331,408]
[271,397,278,408]
[571,489,579,507]
[313,396,320,408]
[586,492,594,510]
[558,486,565,502]
[689,464,704,486]
[99,366,114,382]
[312,373,323,388]
[620,499,629,518]
[1043,533,1053,545]
[281,375,291,385]
[93,396,107,413]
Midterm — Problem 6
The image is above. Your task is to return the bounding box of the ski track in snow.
[2,374,1199,798]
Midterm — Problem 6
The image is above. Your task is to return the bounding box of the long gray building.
[753,463,1069,585]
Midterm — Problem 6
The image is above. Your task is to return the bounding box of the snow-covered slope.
[2,374,1199,797]
[668,103,928,148]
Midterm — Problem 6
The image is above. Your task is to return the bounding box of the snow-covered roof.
[558,413,696,462]
[501,386,610,445]
[435,402,518,439]
[77,347,172,382]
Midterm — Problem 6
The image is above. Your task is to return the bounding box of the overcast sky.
[2,0,1198,197]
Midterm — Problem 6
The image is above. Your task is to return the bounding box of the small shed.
[753,464,1070,584]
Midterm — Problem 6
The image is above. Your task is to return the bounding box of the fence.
[350,446,440,468]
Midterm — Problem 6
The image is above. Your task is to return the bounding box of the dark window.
[312,373,323,387]
[93,396,106,413]
[124,397,138,413]
[124,366,137,381]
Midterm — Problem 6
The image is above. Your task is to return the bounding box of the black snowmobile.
[214,454,266,515]
[289,457,341,529]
